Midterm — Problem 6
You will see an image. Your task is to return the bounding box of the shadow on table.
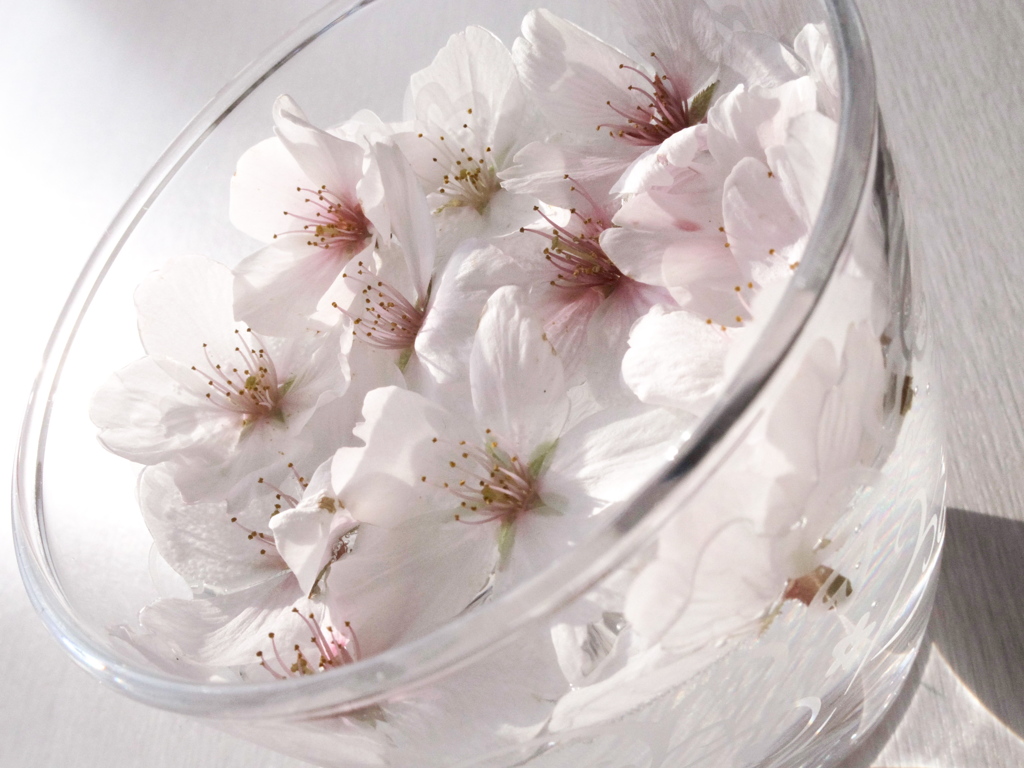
[928,507,1024,737]
[838,506,1024,766]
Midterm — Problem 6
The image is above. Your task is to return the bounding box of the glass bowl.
[13,0,945,766]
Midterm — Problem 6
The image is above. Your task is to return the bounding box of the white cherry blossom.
[90,255,349,502]
[230,95,389,334]
[392,26,541,247]
[601,76,829,324]
[512,0,724,189]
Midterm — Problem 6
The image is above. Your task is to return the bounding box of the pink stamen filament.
[334,269,426,351]
[597,55,694,146]
[257,615,359,679]
[191,330,288,425]
[277,185,370,252]
[522,204,623,290]
[425,435,540,523]
[228,517,278,556]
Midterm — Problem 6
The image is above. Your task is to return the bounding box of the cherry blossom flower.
[114,457,364,681]
[762,321,887,580]
[601,76,830,325]
[391,26,542,246]
[487,176,676,397]
[230,95,389,334]
[90,255,349,501]
[512,0,725,189]
[621,316,887,662]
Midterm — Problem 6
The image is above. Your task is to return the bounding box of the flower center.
[256,609,359,679]
[597,54,697,147]
[191,329,292,428]
[418,127,501,213]
[333,261,427,352]
[521,181,623,291]
[425,431,540,524]
[277,185,371,253]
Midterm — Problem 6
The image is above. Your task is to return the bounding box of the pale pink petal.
[228,135,309,245]
[611,125,704,196]
[544,403,688,513]
[415,241,531,384]
[410,26,526,154]
[233,243,370,335]
[139,466,287,593]
[140,572,317,667]
[135,255,236,364]
[766,110,837,230]
[726,30,805,89]
[323,516,497,656]
[267,461,358,597]
[501,139,639,206]
[371,141,435,303]
[273,95,365,207]
[470,286,569,455]
[514,10,638,140]
[722,155,804,272]
[622,306,731,412]
[617,0,722,97]
[90,356,208,464]
[793,23,839,119]
[331,386,472,527]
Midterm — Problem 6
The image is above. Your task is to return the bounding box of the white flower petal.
[140,572,316,667]
[371,141,435,302]
[324,516,497,656]
[273,95,366,203]
[622,306,731,412]
[545,403,687,512]
[234,243,368,335]
[139,466,287,592]
[514,10,637,139]
[331,386,469,527]
[470,286,569,454]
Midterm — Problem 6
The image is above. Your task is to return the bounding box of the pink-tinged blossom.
[391,26,542,246]
[490,177,676,397]
[328,142,434,356]
[762,321,886,579]
[230,95,389,334]
[90,255,349,502]
[317,287,688,596]
[601,77,830,325]
[511,0,724,189]
[325,143,496,398]
[137,572,356,677]
[621,316,886,660]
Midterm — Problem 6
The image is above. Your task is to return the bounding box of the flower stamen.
[520,180,623,290]
[191,330,291,428]
[334,262,426,351]
[597,54,699,146]
[256,617,357,679]
[419,132,500,213]
[276,185,371,253]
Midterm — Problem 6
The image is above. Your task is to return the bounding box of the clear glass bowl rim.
[13,0,878,719]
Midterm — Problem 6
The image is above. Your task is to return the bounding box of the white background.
[3,0,1024,765]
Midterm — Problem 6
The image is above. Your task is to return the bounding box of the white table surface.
[3,0,1023,765]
